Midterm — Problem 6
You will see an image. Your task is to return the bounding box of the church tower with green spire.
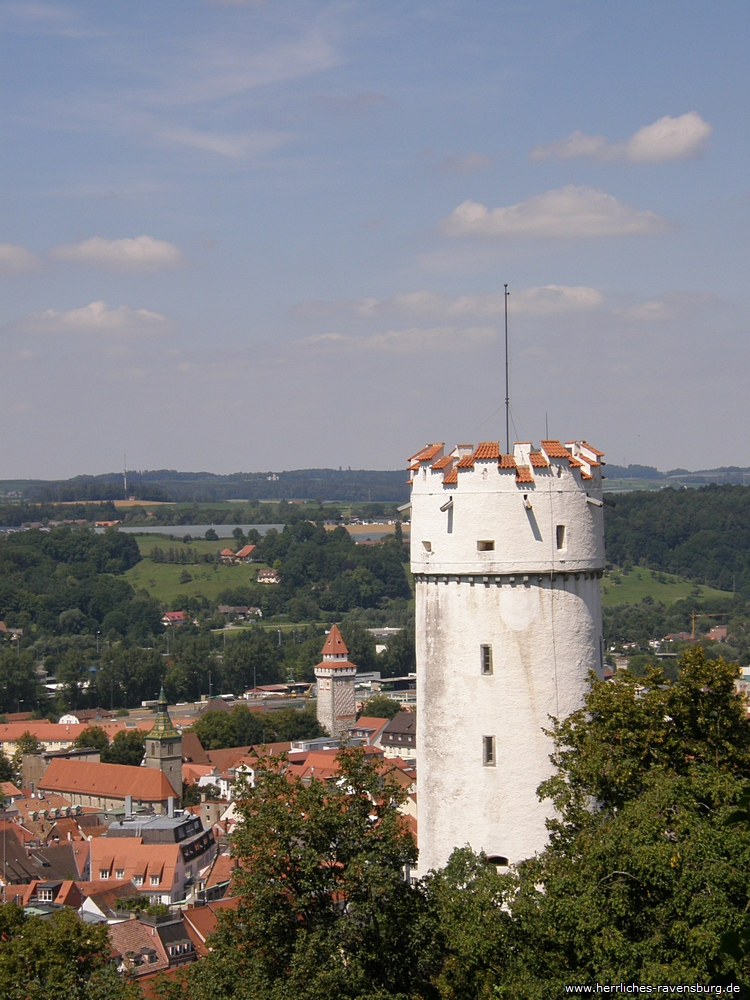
[144,687,182,798]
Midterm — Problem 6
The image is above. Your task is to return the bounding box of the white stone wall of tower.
[410,441,605,874]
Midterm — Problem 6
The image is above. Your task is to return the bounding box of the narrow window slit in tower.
[477,540,495,551]
[483,735,496,766]
[556,524,566,550]
[480,645,493,675]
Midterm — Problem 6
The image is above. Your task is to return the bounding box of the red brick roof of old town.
[40,759,174,801]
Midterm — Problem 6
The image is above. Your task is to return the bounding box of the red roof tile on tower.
[498,454,517,469]
[515,465,534,484]
[431,455,453,470]
[456,454,475,468]
[529,451,549,467]
[581,471,593,480]
[408,443,443,462]
[568,456,584,468]
[443,468,458,485]
[407,462,420,471]
[474,441,500,460]
[541,440,572,459]
[582,440,605,457]
[321,624,349,657]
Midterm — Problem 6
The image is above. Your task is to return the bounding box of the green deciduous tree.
[360,695,402,720]
[73,726,110,753]
[167,748,430,1000]
[0,903,140,999]
[221,628,283,693]
[469,649,750,997]
[101,728,146,766]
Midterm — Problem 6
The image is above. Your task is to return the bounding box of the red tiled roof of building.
[108,919,170,978]
[182,732,210,765]
[568,456,584,468]
[529,451,549,468]
[1,781,22,798]
[581,440,605,456]
[0,722,88,743]
[581,471,593,480]
[407,462,420,471]
[474,441,500,460]
[430,455,453,470]
[205,851,237,890]
[182,897,240,956]
[408,442,443,462]
[443,468,458,485]
[498,453,517,469]
[235,545,256,558]
[456,454,475,468]
[541,440,571,459]
[515,465,534,484]
[91,840,181,888]
[321,624,348,657]
[204,747,252,771]
[40,759,174,801]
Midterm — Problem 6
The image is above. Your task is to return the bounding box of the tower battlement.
[409,436,605,872]
[409,439,605,577]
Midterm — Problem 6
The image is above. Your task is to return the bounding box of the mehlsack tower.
[314,625,357,738]
[144,687,183,799]
[408,438,605,872]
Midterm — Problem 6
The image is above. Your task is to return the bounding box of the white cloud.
[301,325,496,354]
[530,113,713,163]
[293,285,604,322]
[159,126,288,158]
[18,300,173,335]
[625,113,713,162]
[615,291,717,323]
[440,186,672,239]
[440,152,492,175]
[0,243,42,274]
[50,235,186,272]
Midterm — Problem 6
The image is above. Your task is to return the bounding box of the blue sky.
[1,0,748,478]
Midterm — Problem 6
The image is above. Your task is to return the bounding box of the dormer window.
[115,869,125,880]
[150,875,160,886]
[99,869,109,880]
[133,876,144,886]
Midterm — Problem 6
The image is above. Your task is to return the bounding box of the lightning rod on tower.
[504,283,510,454]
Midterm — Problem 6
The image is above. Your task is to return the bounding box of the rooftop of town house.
[40,758,175,801]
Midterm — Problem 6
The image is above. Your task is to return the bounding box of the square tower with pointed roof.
[144,687,182,798]
[314,625,357,738]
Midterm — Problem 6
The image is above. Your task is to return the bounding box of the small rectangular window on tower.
[477,540,495,551]
[483,735,496,766]
[422,540,432,552]
[556,524,566,550]
[480,644,493,675]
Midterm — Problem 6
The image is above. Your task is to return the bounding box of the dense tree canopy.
[157,748,427,1000]
[605,484,750,594]
[186,705,324,750]
[0,904,140,999]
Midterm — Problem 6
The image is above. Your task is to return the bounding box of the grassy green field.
[601,567,733,608]
[125,556,269,604]
[130,534,232,558]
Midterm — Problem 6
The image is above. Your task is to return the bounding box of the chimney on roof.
[168,796,174,818]
[125,794,132,819]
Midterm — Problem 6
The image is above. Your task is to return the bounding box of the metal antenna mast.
[123,453,127,496]
[504,283,510,454]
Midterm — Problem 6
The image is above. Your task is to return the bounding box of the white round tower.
[409,438,605,872]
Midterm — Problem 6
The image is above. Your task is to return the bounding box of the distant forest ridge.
[0,468,410,504]
[606,464,750,483]
[3,462,750,503]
